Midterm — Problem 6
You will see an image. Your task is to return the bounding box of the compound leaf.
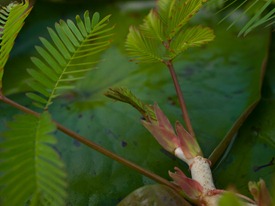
[0,112,67,206]
[169,26,215,59]
[157,0,205,39]
[0,0,32,89]
[26,11,114,110]
[125,26,165,63]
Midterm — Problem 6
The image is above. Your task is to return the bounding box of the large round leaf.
[213,31,275,196]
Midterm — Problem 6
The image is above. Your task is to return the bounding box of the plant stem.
[166,60,195,137]
[190,156,215,192]
[0,93,183,194]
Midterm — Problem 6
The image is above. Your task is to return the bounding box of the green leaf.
[125,26,164,63]
[218,0,275,36]
[238,0,274,36]
[213,30,275,196]
[0,0,32,89]
[140,9,165,41]
[76,15,88,37]
[27,10,113,110]
[169,26,215,59]
[157,0,205,39]
[0,112,67,206]
[241,8,275,36]
[91,12,100,29]
[125,0,214,64]
[213,99,275,197]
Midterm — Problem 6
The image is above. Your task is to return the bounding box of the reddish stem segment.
[166,61,195,137]
[0,93,183,194]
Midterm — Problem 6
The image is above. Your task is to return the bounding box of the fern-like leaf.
[0,112,67,206]
[125,26,165,63]
[0,0,32,89]
[125,0,214,64]
[169,26,215,59]
[140,9,165,41]
[157,0,205,40]
[26,11,113,110]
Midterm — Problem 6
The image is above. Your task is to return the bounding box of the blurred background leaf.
[117,184,190,206]
[0,0,273,205]
[206,0,275,36]
[213,30,275,197]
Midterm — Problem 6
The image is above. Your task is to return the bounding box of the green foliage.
[0,112,67,206]
[238,0,275,36]
[168,26,214,59]
[0,0,272,205]
[216,0,275,36]
[125,0,215,64]
[157,0,206,39]
[0,2,114,205]
[26,11,113,110]
[0,0,32,88]
[126,26,165,63]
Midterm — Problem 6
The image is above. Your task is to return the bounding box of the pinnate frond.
[125,0,214,64]
[0,112,67,206]
[125,26,164,63]
[169,26,215,59]
[157,0,205,39]
[27,11,113,110]
[157,0,174,25]
[140,9,165,41]
[0,0,32,88]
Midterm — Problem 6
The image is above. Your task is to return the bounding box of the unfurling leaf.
[169,167,203,202]
[105,87,156,121]
[142,104,179,153]
[105,88,203,159]
[176,122,203,159]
